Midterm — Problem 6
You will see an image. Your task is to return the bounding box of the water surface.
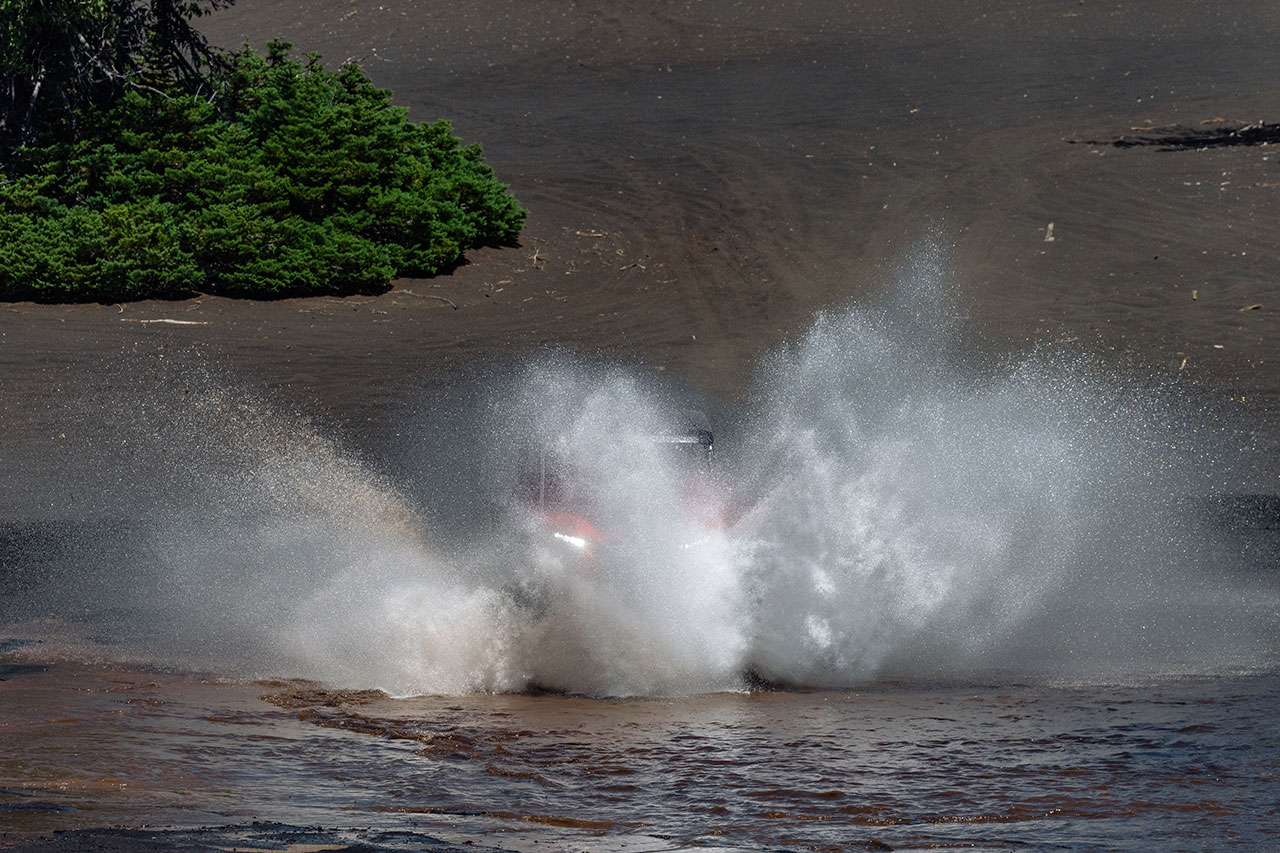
[2,660,1276,850]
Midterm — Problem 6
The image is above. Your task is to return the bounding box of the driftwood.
[399,288,457,308]
[1074,121,1280,151]
[120,318,209,325]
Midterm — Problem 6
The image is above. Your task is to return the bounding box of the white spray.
[23,248,1276,694]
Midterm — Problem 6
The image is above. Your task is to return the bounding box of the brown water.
[2,653,1276,851]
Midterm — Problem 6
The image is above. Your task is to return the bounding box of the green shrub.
[0,41,525,301]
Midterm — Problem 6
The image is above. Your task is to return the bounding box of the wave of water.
[14,251,1277,696]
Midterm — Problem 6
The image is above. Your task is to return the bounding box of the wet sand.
[3,1,1280,849]
[4,1,1280,494]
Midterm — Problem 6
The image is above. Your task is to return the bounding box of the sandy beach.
[3,3,1280,849]
[3,1,1279,467]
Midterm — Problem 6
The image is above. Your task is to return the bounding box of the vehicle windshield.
[521,412,713,511]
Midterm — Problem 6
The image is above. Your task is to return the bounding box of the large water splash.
[733,253,1268,685]
[8,251,1276,695]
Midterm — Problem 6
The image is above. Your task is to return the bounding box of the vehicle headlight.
[552,531,589,550]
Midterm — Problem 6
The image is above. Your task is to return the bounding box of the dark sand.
[3,6,1280,848]
[4,0,1280,509]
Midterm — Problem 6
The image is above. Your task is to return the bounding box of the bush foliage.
[0,41,525,301]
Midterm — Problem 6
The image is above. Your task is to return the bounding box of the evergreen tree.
[0,42,527,300]
[1,0,229,148]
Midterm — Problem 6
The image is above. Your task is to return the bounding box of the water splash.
[7,250,1275,695]
[733,252,1267,685]
[479,366,746,696]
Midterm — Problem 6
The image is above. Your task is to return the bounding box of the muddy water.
[2,656,1276,851]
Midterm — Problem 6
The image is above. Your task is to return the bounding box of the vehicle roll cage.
[532,410,713,511]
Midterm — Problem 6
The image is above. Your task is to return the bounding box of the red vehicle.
[518,410,721,566]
